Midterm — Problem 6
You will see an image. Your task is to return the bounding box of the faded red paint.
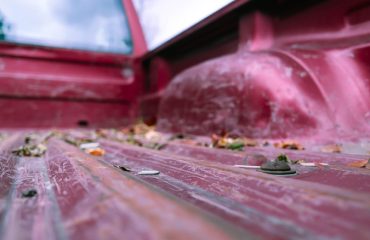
[0,135,249,240]
[0,0,146,128]
[101,135,370,239]
[157,0,370,139]
[0,0,369,239]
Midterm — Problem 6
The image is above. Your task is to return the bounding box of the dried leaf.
[144,130,162,141]
[211,134,245,151]
[64,136,95,147]
[122,122,154,135]
[274,141,304,150]
[12,143,47,157]
[321,144,342,153]
[95,129,109,138]
[244,138,258,147]
[226,140,245,151]
[144,142,167,150]
[276,154,290,163]
[211,134,226,148]
[347,160,368,168]
[126,136,143,146]
[291,159,305,164]
[86,148,105,156]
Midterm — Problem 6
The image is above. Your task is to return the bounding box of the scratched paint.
[99,139,370,240]
[0,132,369,239]
[45,138,248,240]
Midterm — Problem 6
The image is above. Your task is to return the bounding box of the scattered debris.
[317,163,329,167]
[276,154,290,163]
[243,138,258,147]
[64,136,95,147]
[144,130,162,142]
[113,165,132,172]
[12,136,47,157]
[80,142,100,150]
[42,131,58,143]
[12,143,47,157]
[168,133,208,146]
[125,135,144,147]
[234,165,260,169]
[169,133,186,141]
[85,148,105,156]
[299,162,316,167]
[21,189,37,198]
[137,170,160,175]
[114,165,160,175]
[274,141,304,150]
[299,162,329,167]
[95,129,109,138]
[211,134,246,151]
[121,122,154,135]
[347,160,369,168]
[291,159,306,164]
[321,144,342,153]
[227,140,245,150]
[61,134,107,156]
[144,142,167,150]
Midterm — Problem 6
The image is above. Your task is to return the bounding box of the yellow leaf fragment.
[273,141,304,150]
[244,138,258,147]
[321,144,342,153]
[347,160,369,168]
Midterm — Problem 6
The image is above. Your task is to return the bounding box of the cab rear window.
[0,0,132,54]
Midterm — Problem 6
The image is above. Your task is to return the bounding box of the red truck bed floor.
[0,130,369,240]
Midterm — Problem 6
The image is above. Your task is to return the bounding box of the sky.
[132,0,233,50]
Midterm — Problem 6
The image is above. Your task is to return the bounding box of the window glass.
[133,0,233,50]
[0,0,132,54]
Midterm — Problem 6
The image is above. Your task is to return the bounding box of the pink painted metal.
[0,134,249,240]
[99,139,370,240]
[0,0,369,239]
[155,0,370,139]
[0,0,146,128]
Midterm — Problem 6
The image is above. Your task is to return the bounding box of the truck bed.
[1,129,369,239]
[0,0,370,239]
